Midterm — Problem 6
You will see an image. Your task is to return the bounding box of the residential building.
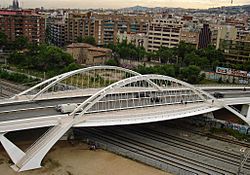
[63,12,151,46]
[210,25,237,49]
[117,31,148,50]
[147,18,183,52]
[48,21,66,47]
[219,35,250,63]
[0,10,45,44]
[180,30,199,47]
[65,12,95,45]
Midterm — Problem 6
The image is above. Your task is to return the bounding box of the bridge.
[0,66,250,172]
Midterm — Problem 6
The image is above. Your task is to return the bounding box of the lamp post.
[238,147,250,174]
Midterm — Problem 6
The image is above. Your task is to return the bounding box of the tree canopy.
[0,32,7,48]
[77,36,96,46]
[8,44,76,76]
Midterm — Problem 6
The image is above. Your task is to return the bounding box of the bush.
[0,69,39,84]
[105,59,119,66]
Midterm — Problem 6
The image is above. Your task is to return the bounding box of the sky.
[1,0,250,9]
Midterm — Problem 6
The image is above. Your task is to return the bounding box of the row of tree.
[0,32,80,77]
[106,40,228,72]
[7,44,80,76]
[135,64,205,84]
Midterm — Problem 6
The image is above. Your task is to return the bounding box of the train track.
[125,126,250,169]
[161,122,250,148]
[0,79,27,98]
[77,127,245,175]
[112,126,250,172]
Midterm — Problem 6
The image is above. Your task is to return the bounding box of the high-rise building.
[198,24,212,49]
[0,10,45,44]
[147,18,183,52]
[180,30,199,48]
[61,12,151,46]
[219,37,250,63]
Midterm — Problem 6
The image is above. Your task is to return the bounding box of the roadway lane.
[0,96,90,113]
[0,107,60,122]
[0,89,249,123]
[1,89,250,112]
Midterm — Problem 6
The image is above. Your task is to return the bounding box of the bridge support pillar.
[241,104,250,119]
[0,133,25,164]
[203,112,214,119]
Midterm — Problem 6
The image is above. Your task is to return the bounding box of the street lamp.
[238,147,250,174]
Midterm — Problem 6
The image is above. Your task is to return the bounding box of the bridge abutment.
[241,104,250,119]
[203,112,214,119]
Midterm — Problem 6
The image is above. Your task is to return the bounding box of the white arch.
[71,74,250,125]
[71,74,215,120]
[14,66,149,100]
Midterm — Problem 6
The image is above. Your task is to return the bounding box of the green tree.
[77,36,96,46]
[105,59,119,66]
[8,45,75,75]
[13,36,29,50]
[157,47,175,64]
[176,41,196,65]
[180,65,203,84]
[0,32,7,49]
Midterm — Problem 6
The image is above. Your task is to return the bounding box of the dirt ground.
[0,141,171,175]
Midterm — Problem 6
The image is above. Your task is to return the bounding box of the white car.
[55,103,79,114]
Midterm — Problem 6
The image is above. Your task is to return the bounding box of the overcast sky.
[1,0,250,9]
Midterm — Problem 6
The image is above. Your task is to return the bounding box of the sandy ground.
[0,141,171,175]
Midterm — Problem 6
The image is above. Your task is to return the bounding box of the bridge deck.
[0,102,221,133]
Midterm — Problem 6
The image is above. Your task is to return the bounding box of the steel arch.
[14,66,148,100]
[71,74,217,121]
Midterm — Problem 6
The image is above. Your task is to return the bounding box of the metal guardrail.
[195,84,250,87]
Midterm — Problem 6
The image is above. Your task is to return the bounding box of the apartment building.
[219,35,250,63]
[65,12,95,44]
[62,12,151,46]
[180,30,199,47]
[210,25,237,49]
[147,18,183,52]
[48,21,66,47]
[117,31,148,50]
[0,10,45,44]
[91,14,151,46]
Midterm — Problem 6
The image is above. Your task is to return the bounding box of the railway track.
[110,127,250,172]
[161,122,250,148]
[77,127,244,175]
[0,79,27,98]
[124,126,250,169]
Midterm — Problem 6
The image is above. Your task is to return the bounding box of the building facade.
[0,10,45,44]
[198,24,212,49]
[66,43,112,65]
[219,36,250,63]
[117,31,148,50]
[180,30,199,47]
[147,18,183,52]
[51,12,151,47]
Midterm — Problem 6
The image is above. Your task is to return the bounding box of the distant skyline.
[1,0,250,9]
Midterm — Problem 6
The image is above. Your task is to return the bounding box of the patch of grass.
[44,158,61,170]
[210,127,250,141]
[199,79,219,84]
